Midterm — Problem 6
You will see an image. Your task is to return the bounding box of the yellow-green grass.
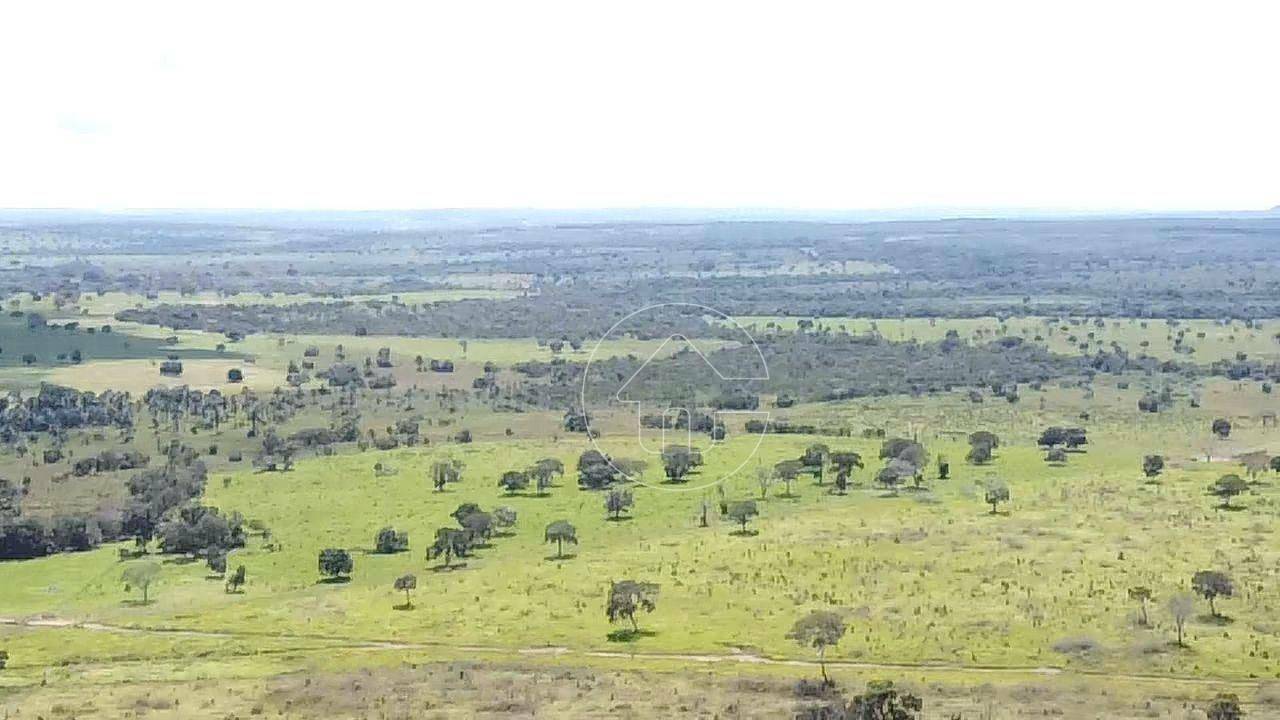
[27,330,731,394]
[734,315,1280,364]
[3,647,1268,719]
[3,381,1279,684]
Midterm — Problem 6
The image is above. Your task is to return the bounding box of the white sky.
[1,1,1277,212]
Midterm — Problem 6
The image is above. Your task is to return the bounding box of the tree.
[253,428,295,472]
[773,460,804,496]
[726,500,759,534]
[431,459,463,491]
[375,527,409,554]
[604,488,634,520]
[427,527,471,567]
[1210,474,1248,508]
[207,551,227,576]
[493,506,517,531]
[0,649,7,670]
[880,438,928,476]
[967,431,999,465]
[662,446,695,483]
[799,443,829,484]
[1192,570,1234,617]
[1238,451,1270,480]
[394,573,417,608]
[545,520,577,558]
[459,511,494,543]
[606,579,659,633]
[1206,693,1244,720]
[984,479,1010,514]
[498,470,529,495]
[578,449,621,489]
[1128,586,1152,626]
[1168,592,1195,646]
[318,548,353,581]
[529,457,563,494]
[966,443,993,465]
[1212,418,1232,440]
[122,561,161,604]
[1142,454,1164,482]
[875,459,914,494]
[848,681,924,720]
[225,564,246,593]
[830,451,863,491]
[1038,426,1087,449]
[787,610,846,684]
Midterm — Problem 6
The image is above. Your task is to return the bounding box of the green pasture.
[735,315,1280,364]
[3,381,1279,685]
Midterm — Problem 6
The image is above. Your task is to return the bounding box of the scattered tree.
[1206,693,1244,720]
[983,479,1010,514]
[1212,418,1232,440]
[604,488,634,520]
[1192,570,1234,618]
[606,579,659,634]
[394,573,417,608]
[787,609,846,685]
[1209,474,1248,509]
[1128,586,1152,626]
[545,520,577,558]
[726,500,759,534]
[375,527,409,554]
[1168,592,1195,646]
[1142,454,1164,482]
[225,564,246,593]
[318,548,353,581]
[427,527,471,567]
[498,470,529,495]
[122,561,161,604]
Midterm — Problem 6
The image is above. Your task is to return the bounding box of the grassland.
[735,315,1280,364]
[3,376,1280,718]
[5,289,1280,716]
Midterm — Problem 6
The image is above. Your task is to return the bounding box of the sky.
[1,1,1277,212]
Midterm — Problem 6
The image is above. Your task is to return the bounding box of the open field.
[735,315,1280,364]
[3,381,1280,714]
[6,216,1280,717]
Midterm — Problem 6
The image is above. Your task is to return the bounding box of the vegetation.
[6,214,1280,716]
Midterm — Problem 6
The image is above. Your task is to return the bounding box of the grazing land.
[3,213,1280,718]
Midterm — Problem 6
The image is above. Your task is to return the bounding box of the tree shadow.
[607,628,657,643]
[429,562,469,573]
[730,528,760,537]
[393,602,415,611]
[1197,613,1233,626]
[986,509,1011,517]
[121,598,154,607]
[1215,503,1247,512]
[204,573,226,581]
[544,553,577,561]
[605,515,634,522]
[315,576,352,585]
